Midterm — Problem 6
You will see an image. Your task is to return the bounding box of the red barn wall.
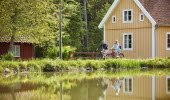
[0,42,34,60]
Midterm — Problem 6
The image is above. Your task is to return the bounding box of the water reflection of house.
[106,76,170,100]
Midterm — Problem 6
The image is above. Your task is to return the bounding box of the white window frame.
[123,9,133,23]
[12,45,20,57]
[123,33,133,51]
[123,77,133,93]
[166,32,170,50]
[166,76,170,94]
[112,16,116,23]
[140,13,144,21]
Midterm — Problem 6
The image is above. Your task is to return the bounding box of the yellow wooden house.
[98,0,170,59]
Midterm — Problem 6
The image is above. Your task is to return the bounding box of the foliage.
[0,58,170,73]
[0,0,116,58]
[46,46,76,59]
[1,52,14,61]
[0,0,58,43]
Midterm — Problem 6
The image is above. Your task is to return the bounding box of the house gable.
[98,0,156,29]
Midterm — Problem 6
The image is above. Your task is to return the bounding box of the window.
[166,32,170,50]
[123,77,133,93]
[166,76,170,94]
[123,33,133,50]
[123,9,133,23]
[140,13,144,21]
[12,45,20,57]
[112,16,116,23]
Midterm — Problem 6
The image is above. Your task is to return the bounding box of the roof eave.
[158,24,170,26]
[98,0,157,29]
[98,0,120,29]
[134,0,156,25]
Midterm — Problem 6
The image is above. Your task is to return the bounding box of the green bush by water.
[1,52,14,61]
[0,58,170,72]
[46,46,76,60]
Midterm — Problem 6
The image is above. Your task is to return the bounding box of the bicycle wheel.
[106,53,112,58]
[119,53,124,58]
[95,53,103,60]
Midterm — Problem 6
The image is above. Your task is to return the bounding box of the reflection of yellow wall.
[106,76,152,100]
[156,76,170,100]
[106,76,170,100]
[105,0,152,59]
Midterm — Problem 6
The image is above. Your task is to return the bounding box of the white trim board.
[140,13,144,21]
[134,0,156,25]
[123,33,133,51]
[166,76,170,94]
[98,0,156,28]
[104,24,106,41]
[123,77,133,93]
[152,25,156,59]
[122,9,133,23]
[166,32,170,50]
[112,16,116,23]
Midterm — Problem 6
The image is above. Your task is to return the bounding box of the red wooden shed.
[0,36,34,60]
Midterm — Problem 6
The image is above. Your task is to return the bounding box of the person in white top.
[110,40,121,57]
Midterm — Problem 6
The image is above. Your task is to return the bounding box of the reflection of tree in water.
[69,79,106,100]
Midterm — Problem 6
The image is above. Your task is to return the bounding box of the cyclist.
[96,40,109,59]
[110,40,121,57]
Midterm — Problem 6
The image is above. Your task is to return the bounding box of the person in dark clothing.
[96,40,109,58]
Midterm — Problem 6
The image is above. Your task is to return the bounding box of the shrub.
[46,46,76,60]
[42,61,55,71]
[0,65,4,73]
[1,52,14,61]
[27,61,41,72]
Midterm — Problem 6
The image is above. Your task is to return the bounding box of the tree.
[0,0,58,52]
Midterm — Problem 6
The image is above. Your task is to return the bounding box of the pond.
[0,69,170,100]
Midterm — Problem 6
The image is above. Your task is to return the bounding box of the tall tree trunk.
[83,0,88,48]
[8,31,16,53]
[59,0,62,59]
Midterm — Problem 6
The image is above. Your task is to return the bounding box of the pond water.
[0,69,170,100]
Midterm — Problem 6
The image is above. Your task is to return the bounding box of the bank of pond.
[0,58,170,73]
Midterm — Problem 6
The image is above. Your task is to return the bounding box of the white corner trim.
[122,9,133,23]
[152,24,156,59]
[104,24,106,41]
[166,32,170,50]
[152,76,156,100]
[134,0,156,25]
[166,76,170,94]
[98,0,120,28]
[123,33,133,51]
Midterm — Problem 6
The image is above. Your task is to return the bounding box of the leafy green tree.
[0,0,58,52]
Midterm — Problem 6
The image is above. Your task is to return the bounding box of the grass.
[0,58,170,72]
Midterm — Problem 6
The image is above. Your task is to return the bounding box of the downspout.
[152,23,160,59]
[153,24,160,59]
[152,24,156,59]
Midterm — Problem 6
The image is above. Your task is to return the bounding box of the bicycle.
[95,49,124,60]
